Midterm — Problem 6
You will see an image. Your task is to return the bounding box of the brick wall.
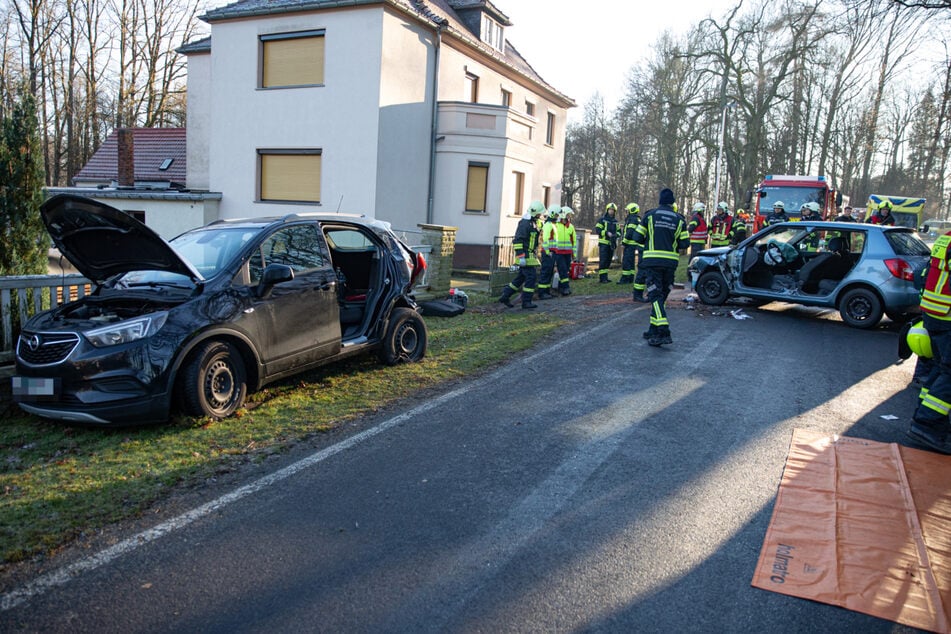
[417,224,458,294]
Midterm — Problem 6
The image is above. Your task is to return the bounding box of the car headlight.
[84,312,169,348]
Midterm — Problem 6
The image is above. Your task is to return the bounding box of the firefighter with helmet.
[908,227,951,453]
[595,203,619,282]
[710,202,732,247]
[868,200,896,225]
[800,201,820,221]
[799,202,822,251]
[536,205,561,300]
[498,201,543,309]
[617,203,642,284]
[765,201,789,226]
[732,209,749,244]
[554,206,576,296]
[632,188,689,346]
[687,202,708,259]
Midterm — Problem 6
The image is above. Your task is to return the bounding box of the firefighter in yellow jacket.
[910,229,951,452]
[537,205,561,300]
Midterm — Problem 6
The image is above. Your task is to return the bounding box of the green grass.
[0,257,689,565]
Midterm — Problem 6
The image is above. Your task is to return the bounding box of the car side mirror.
[257,263,294,298]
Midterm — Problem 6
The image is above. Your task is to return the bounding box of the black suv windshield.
[171,226,260,276]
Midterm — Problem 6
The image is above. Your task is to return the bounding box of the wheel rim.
[204,358,236,413]
[395,323,419,358]
[701,277,722,299]
[847,295,872,321]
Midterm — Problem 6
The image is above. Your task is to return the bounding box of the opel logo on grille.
[27,334,41,351]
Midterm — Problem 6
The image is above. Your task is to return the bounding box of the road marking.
[2,303,654,612]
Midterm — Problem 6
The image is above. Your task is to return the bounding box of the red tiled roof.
[74,128,187,185]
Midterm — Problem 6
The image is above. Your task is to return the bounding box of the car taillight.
[884,258,914,281]
[410,252,427,287]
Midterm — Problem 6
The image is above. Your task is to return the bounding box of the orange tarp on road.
[752,429,951,633]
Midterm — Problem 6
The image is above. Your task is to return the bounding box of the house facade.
[182,0,573,267]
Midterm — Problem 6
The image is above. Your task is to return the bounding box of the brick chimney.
[117,128,134,188]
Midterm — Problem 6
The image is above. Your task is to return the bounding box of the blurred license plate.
[11,376,60,400]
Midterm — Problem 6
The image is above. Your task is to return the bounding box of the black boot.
[616,275,633,284]
[599,273,610,283]
[537,290,554,300]
[498,288,515,308]
[522,300,538,309]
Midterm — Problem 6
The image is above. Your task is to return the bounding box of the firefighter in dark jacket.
[595,203,619,283]
[617,203,641,284]
[633,188,690,347]
[765,201,789,226]
[498,201,544,309]
[909,229,951,453]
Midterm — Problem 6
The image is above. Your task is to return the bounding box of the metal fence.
[1,274,92,367]
[491,236,516,271]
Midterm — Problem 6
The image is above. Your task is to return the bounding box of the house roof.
[74,128,187,186]
[196,0,574,108]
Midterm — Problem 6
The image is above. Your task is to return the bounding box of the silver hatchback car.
[688,221,930,328]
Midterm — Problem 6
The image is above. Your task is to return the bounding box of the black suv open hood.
[41,194,201,284]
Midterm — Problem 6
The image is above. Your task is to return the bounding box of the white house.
[181,0,574,267]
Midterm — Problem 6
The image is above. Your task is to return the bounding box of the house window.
[259,149,322,203]
[501,89,512,107]
[261,30,325,88]
[513,171,525,216]
[481,14,504,50]
[542,186,551,209]
[464,72,479,103]
[525,100,535,117]
[546,112,556,146]
[465,163,489,213]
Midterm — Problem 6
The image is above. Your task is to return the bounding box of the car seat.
[796,236,852,293]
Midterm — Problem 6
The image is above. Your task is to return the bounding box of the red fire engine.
[748,174,841,231]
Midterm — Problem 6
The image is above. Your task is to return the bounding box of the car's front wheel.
[839,288,884,329]
[695,271,729,305]
[378,308,428,365]
[180,341,248,419]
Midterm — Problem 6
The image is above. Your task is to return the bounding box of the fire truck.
[747,174,841,231]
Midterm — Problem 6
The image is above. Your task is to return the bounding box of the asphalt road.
[1,294,926,633]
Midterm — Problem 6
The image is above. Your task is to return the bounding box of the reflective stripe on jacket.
[687,212,708,244]
[633,206,690,267]
[710,214,732,245]
[921,233,951,320]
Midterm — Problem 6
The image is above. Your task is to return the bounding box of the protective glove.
[517,257,527,266]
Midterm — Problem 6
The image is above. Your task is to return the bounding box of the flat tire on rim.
[181,341,247,419]
[378,308,428,365]
[696,271,729,305]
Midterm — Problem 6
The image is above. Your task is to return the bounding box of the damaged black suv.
[12,195,428,424]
